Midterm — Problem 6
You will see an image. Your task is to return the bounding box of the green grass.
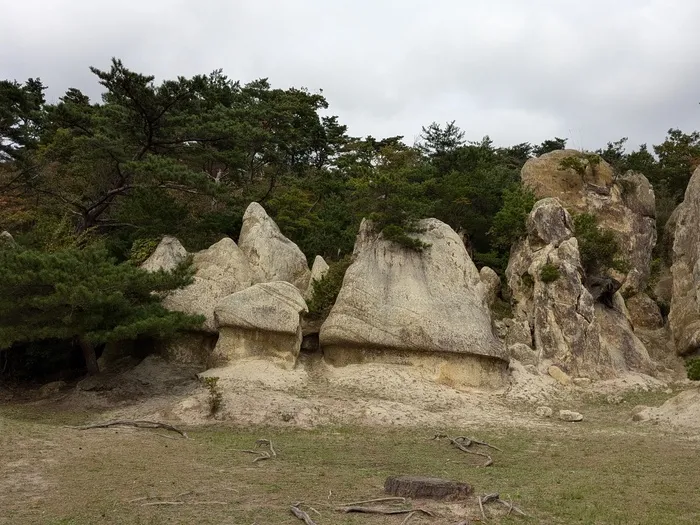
[1,402,699,524]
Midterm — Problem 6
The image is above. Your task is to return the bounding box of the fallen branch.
[337,506,434,517]
[290,503,318,525]
[141,501,227,506]
[69,420,188,438]
[478,492,528,518]
[341,497,407,506]
[401,511,416,525]
[237,438,277,462]
[432,432,495,467]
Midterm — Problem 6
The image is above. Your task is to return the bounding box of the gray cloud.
[2,0,699,150]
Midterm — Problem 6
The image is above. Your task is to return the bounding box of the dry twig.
[69,420,188,438]
[478,492,528,518]
[432,432,496,467]
[290,503,318,525]
[337,506,434,517]
[236,438,277,463]
[341,497,407,506]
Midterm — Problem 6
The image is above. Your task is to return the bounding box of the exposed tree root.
[432,432,497,467]
[478,492,528,518]
[69,420,188,438]
[290,503,318,524]
[337,505,435,517]
[236,438,277,462]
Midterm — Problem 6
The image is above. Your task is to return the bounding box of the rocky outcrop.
[305,255,330,300]
[211,281,307,369]
[163,238,255,332]
[0,231,15,248]
[140,236,187,272]
[238,202,311,292]
[521,150,656,295]
[669,167,700,356]
[320,218,508,388]
[507,198,655,378]
[626,293,664,330]
[479,266,500,307]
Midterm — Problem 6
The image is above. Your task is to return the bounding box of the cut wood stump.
[384,476,472,501]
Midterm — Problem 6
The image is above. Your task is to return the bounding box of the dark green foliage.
[533,137,567,157]
[489,185,537,252]
[128,238,160,265]
[540,263,561,283]
[307,257,352,320]
[573,213,628,276]
[559,153,602,178]
[685,358,700,381]
[0,245,203,370]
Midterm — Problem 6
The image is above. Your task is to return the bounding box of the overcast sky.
[2,0,699,150]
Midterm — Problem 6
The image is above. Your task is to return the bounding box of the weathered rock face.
[238,202,311,292]
[163,237,255,332]
[320,218,508,388]
[521,150,656,295]
[507,198,655,378]
[626,292,664,330]
[479,266,500,307]
[140,236,188,272]
[670,167,700,356]
[305,255,330,300]
[0,231,16,248]
[211,281,308,369]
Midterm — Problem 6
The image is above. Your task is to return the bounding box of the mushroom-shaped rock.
[305,255,330,300]
[140,236,187,272]
[522,150,656,295]
[163,238,254,332]
[211,281,308,369]
[238,202,311,291]
[320,218,508,388]
[670,166,700,356]
[479,266,500,307]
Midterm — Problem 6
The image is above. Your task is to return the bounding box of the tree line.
[1,59,699,378]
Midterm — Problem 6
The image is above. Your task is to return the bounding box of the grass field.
[1,395,699,525]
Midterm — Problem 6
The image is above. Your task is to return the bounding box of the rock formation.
[211,281,308,369]
[140,236,187,272]
[0,231,16,248]
[521,150,656,295]
[238,202,311,292]
[162,237,255,332]
[319,218,508,388]
[305,255,330,300]
[669,166,700,356]
[479,266,500,307]
[506,198,655,378]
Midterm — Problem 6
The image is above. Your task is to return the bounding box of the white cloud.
[2,0,699,149]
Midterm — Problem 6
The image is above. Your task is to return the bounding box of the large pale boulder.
[238,202,311,291]
[320,218,508,388]
[163,238,255,332]
[140,236,187,272]
[522,150,656,295]
[211,281,308,369]
[305,255,330,300]
[669,167,700,356]
[507,198,655,378]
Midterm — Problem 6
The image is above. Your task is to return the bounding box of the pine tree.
[0,244,203,374]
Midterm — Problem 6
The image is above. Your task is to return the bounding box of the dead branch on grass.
[341,497,407,506]
[432,432,496,467]
[69,420,188,438]
[337,506,435,517]
[478,492,528,519]
[141,501,227,506]
[236,438,277,462]
[290,503,318,525]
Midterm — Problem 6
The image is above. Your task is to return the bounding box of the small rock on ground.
[535,406,553,417]
[548,365,572,386]
[559,409,584,422]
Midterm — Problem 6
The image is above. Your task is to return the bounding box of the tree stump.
[384,476,472,501]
